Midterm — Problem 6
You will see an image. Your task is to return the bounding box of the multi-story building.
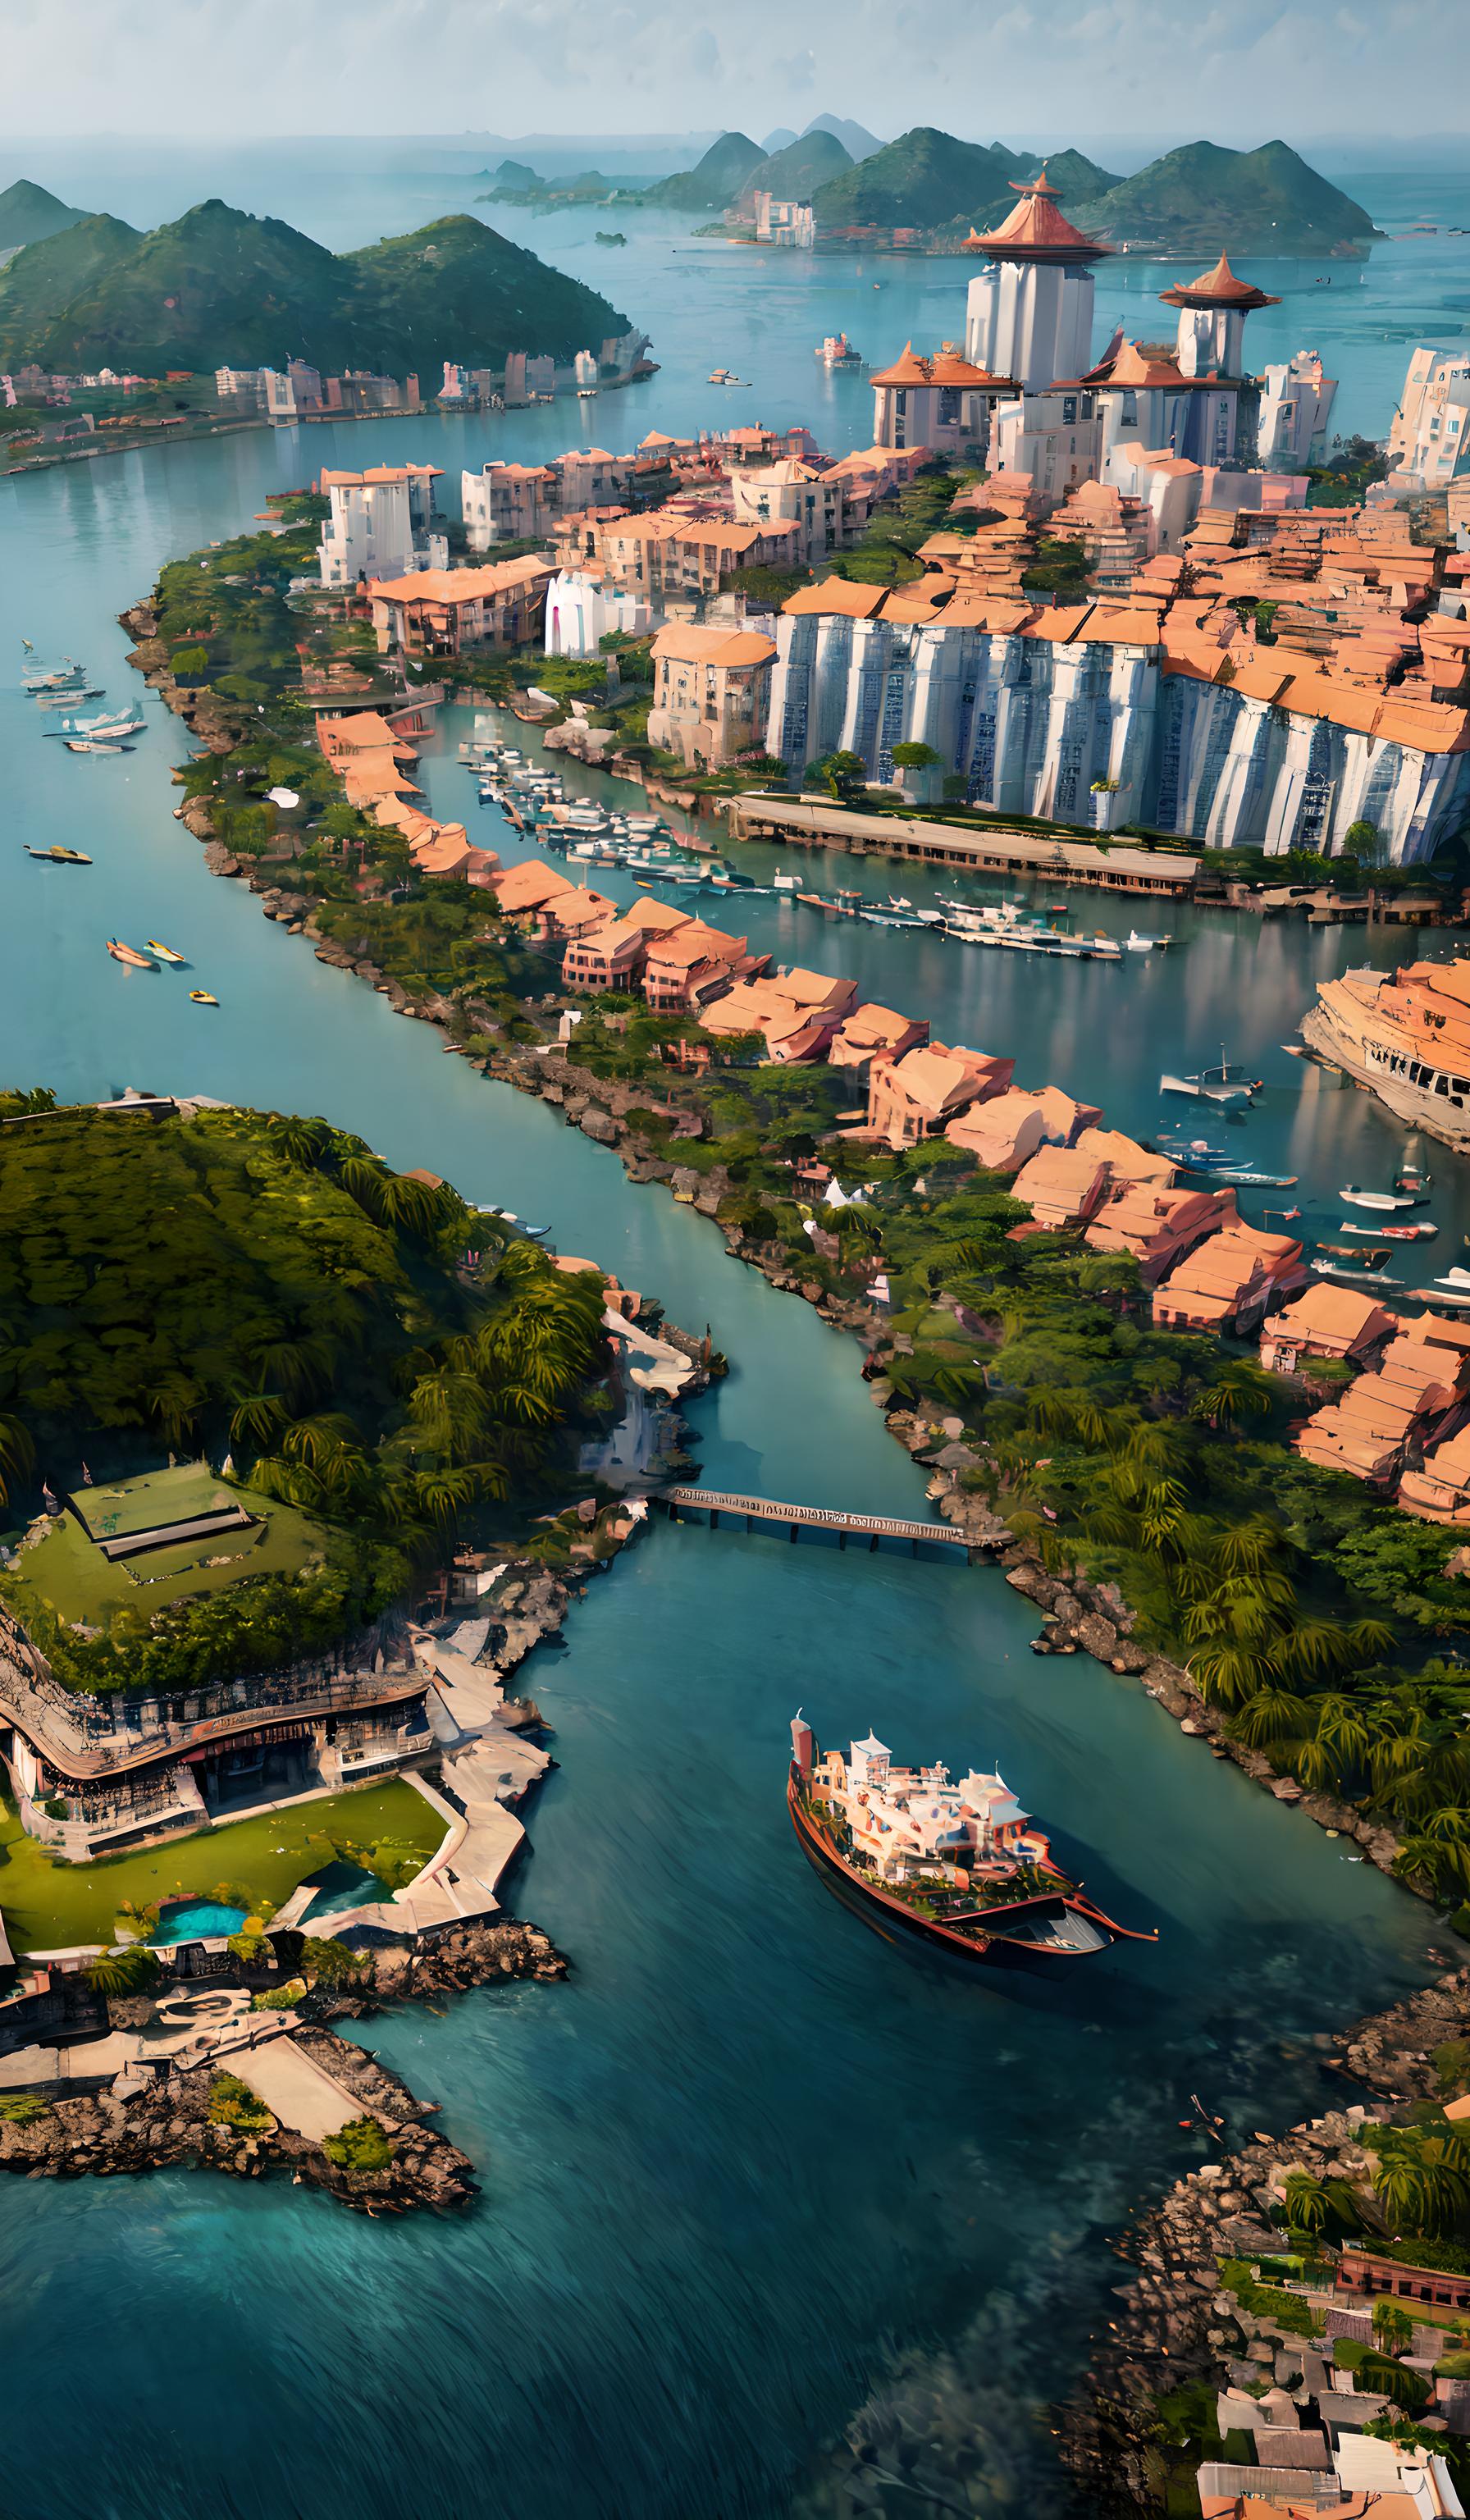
[1389,345,1470,488]
[870,345,1015,459]
[729,458,871,561]
[753,194,815,248]
[368,554,555,655]
[765,496,1470,863]
[646,623,778,769]
[1257,351,1337,469]
[317,463,444,588]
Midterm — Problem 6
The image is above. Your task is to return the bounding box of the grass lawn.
[15,1474,325,1627]
[0,1779,445,1954]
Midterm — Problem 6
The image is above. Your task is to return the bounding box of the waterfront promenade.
[724,793,1200,893]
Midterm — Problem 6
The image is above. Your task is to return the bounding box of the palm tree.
[280,1412,365,1471]
[336,1155,390,1217]
[1231,1687,1314,1751]
[267,1114,332,1170]
[227,1389,287,1450]
[1191,1362,1278,1428]
[1283,2170,1331,2237]
[412,1468,477,1528]
[0,1412,36,1508]
[1372,2299,1413,2353]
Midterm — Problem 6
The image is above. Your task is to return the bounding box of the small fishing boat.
[22,843,91,864]
[708,368,751,386]
[1312,1259,1399,1285]
[1317,1241,1388,1266]
[42,710,144,739]
[1342,1219,1436,1242]
[106,938,156,969]
[36,688,104,708]
[1211,1168,1299,1188]
[1436,1268,1470,1290]
[1340,1185,1422,1211]
[145,940,187,966]
[189,990,219,1006]
[65,738,130,754]
[1160,1073,1253,1105]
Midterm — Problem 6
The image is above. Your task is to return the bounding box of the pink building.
[1084,1182,1238,1284]
[1151,1222,1308,1334]
[829,1004,929,1070]
[865,1043,1013,1146]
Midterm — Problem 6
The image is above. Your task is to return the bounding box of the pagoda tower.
[962,167,1112,390]
[1157,252,1280,380]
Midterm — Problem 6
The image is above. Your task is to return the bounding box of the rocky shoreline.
[1061,1963,1470,2512]
[0,1916,565,2214]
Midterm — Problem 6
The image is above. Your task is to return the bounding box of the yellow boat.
[188,990,219,1006]
[145,938,186,965]
[106,938,156,969]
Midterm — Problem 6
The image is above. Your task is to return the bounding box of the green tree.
[802,751,867,803]
[1372,2299,1413,2354]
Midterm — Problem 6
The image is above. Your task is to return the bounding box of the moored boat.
[106,938,156,969]
[145,939,187,965]
[787,1716,1153,1969]
[188,989,219,1006]
[23,844,91,864]
[1340,1185,1423,1211]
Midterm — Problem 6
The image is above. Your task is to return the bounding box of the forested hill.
[0,201,631,375]
[0,1096,610,1691]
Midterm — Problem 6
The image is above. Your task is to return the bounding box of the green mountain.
[811,130,1120,234]
[737,130,852,207]
[645,130,765,212]
[0,180,88,255]
[0,214,143,356]
[0,201,630,377]
[804,115,884,162]
[1067,139,1380,254]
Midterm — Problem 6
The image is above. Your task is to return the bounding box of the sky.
[3,0,1468,144]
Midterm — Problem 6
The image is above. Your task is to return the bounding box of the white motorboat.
[1160,1072,1253,1105]
[1340,1186,1422,1211]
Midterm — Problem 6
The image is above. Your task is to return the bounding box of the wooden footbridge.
[655,1486,972,1556]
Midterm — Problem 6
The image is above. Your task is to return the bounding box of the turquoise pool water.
[298,1863,390,1924]
[148,1901,246,1946]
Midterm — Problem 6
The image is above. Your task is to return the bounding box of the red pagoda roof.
[1157,253,1281,312]
[869,343,1014,390]
[964,167,1112,265]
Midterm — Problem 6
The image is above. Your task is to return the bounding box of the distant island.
[513,121,1376,259]
[0,198,632,377]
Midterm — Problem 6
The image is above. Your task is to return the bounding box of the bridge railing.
[658,1487,968,1545]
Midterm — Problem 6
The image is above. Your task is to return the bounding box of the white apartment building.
[317,464,444,588]
[1389,345,1470,488]
[1258,352,1337,469]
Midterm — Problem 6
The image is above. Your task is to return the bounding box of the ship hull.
[788,1770,1139,1968]
[1302,995,1470,1155]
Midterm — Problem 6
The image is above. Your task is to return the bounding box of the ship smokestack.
[790,1713,814,1775]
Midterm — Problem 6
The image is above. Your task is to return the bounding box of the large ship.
[787,1716,1155,1967]
[1299,959,1470,1153]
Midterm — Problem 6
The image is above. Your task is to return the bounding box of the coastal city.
[4,16,1470,2520]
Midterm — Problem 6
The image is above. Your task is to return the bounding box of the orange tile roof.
[965,170,1111,263]
[652,624,777,667]
[369,556,553,604]
[781,581,888,619]
[867,341,934,388]
[1157,253,1281,311]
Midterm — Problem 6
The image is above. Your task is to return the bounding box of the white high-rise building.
[962,171,1107,390]
[1258,352,1338,470]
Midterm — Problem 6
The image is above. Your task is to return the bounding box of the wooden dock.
[724,794,1198,897]
[655,1486,970,1555]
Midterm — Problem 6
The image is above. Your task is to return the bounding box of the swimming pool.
[148,1901,247,1945]
[296,1863,388,1925]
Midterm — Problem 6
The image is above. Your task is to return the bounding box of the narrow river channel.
[0,417,1446,2520]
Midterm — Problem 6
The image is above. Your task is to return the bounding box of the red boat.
[787,1718,1155,1970]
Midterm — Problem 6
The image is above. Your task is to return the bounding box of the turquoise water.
[0,249,1460,2518]
[148,1901,247,1945]
[298,1863,392,1923]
